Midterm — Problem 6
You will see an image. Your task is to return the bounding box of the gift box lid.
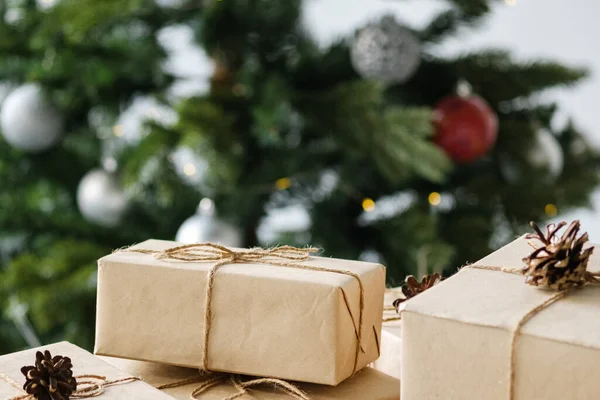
[102,240,386,287]
[403,235,600,350]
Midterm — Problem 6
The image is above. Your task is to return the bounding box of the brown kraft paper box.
[100,356,401,400]
[94,239,386,386]
[371,288,402,379]
[0,342,173,400]
[401,236,600,400]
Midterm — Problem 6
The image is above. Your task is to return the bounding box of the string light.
[362,198,376,212]
[183,163,197,176]
[112,125,124,137]
[544,203,558,217]
[275,177,291,190]
[428,192,441,206]
[504,0,517,5]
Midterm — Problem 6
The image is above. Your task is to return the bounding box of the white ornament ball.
[176,199,242,247]
[0,83,64,152]
[351,16,421,84]
[500,129,564,183]
[529,129,564,177]
[77,169,128,227]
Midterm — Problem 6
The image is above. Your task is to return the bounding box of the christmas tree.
[1,0,598,354]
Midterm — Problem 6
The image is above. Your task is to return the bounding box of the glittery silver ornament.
[351,16,421,84]
[176,198,242,246]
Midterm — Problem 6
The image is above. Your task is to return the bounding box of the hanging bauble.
[77,168,128,227]
[0,83,64,152]
[499,128,564,183]
[176,198,243,247]
[350,16,421,84]
[528,129,563,177]
[433,94,498,163]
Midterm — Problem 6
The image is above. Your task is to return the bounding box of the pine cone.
[393,273,443,310]
[21,350,77,400]
[522,220,594,290]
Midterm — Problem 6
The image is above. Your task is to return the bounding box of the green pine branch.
[452,50,588,103]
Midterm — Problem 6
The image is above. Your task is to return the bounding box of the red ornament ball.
[433,95,498,163]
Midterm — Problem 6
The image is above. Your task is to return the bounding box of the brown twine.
[155,372,309,400]
[1,373,139,400]
[123,243,366,376]
[467,265,600,400]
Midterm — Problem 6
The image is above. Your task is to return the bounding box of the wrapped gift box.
[95,240,386,385]
[100,356,400,400]
[371,288,402,379]
[0,342,173,400]
[402,236,600,400]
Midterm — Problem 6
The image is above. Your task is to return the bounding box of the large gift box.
[100,356,400,400]
[95,240,386,385]
[0,342,173,399]
[371,288,402,379]
[402,235,600,400]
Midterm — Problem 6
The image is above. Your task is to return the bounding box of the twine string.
[156,372,309,400]
[468,265,600,400]
[123,243,366,375]
[1,373,139,400]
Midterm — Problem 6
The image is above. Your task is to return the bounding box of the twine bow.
[156,371,309,400]
[122,242,367,397]
[1,373,139,400]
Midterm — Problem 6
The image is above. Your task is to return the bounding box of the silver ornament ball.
[77,169,129,227]
[0,83,64,152]
[176,199,242,246]
[351,16,421,84]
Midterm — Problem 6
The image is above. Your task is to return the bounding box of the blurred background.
[1,0,600,354]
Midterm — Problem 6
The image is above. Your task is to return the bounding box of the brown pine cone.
[21,350,77,400]
[393,273,443,311]
[522,220,594,291]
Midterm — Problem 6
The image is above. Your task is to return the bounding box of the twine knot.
[144,243,319,265]
[72,375,140,398]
